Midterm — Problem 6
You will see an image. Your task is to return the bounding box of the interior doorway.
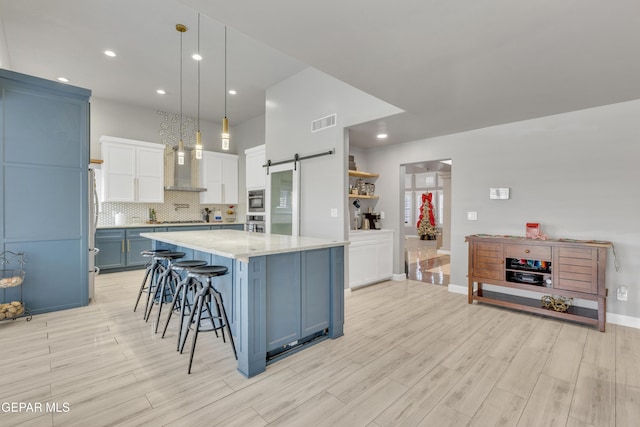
[401,159,452,285]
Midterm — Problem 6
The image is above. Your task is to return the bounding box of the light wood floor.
[1,270,639,426]
[406,240,450,285]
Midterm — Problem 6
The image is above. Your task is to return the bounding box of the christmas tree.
[417,192,438,239]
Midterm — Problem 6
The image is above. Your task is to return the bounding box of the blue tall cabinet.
[0,69,91,314]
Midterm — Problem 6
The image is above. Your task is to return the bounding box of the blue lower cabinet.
[97,225,242,272]
[96,227,155,271]
[167,226,210,232]
[208,224,243,230]
[221,224,243,230]
[126,228,153,266]
[266,252,302,350]
[301,249,331,336]
[264,249,332,352]
[95,229,126,269]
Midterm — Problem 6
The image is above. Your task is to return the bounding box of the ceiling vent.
[311,113,337,133]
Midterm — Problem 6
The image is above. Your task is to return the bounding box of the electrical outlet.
[330,208,338,217]
[617,286,628,301]
[467,211,478,221]
[380,211,385,219]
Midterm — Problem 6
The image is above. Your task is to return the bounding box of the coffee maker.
[363,212,381,230]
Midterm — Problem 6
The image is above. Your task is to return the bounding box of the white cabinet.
[199,151,238,204]
[245,144,266,189]
[100,136,164,203]
[349,238,378,286]
[348,230,393,288]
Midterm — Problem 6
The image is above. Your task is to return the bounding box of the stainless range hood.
[164,146,207,192]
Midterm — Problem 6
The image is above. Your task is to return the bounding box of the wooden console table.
[466,235,612,332]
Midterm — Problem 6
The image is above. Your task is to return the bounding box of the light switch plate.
[330,208,338,217]
[467,211,478,221]
[490,187,510,200]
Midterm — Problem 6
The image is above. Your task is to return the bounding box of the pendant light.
[221,26,230,151]
[194,14,203,160]
[176,23,187,165]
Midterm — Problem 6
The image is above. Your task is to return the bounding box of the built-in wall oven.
[246,214,265,233]
[248,189,265,213]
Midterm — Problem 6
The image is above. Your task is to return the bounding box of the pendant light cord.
[197,14,201,132]
[179,28,183,142]
[224,26,227,117]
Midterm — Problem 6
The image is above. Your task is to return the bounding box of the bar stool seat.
[145,251,186,332]
[181,265,237,374]
[134,249,172,314]
[161,259,209,345]
[188,265,228,277]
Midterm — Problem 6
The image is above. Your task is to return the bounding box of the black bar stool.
[161,259,208,347]
[134,249,171,315]
[180,265,237,374]
[144,251,186,333]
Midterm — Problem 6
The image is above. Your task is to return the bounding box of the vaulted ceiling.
[3,0,639,148]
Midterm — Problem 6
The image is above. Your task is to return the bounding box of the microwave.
[248,189,265,212]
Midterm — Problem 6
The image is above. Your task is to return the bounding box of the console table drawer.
[505,244,551,260]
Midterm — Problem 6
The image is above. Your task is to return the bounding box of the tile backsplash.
[98,191,241,226]
[97,117,244,227]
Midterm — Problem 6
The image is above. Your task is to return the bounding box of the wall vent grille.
[311,113,337,133]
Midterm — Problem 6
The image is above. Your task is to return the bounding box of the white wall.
[364,98,640,319]
[0,11,10,68]
[233,114,266,217]
[265,67,402,241]
[348,146,369,172]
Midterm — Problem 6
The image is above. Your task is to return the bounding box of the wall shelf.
[348,170,379,179]
[348,194,379,199]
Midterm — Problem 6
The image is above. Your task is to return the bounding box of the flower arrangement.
[226,205,235,216]
[417,192,438,239]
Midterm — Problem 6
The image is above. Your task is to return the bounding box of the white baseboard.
[437,249,451,255]
[344,288,352,298]
[448,284,467,295]
[446,283,640,330]
[606,312,640,329]
[392,273,407,281]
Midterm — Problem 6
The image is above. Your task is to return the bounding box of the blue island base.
[151,239,345,378]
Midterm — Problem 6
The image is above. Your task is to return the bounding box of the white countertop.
[98,222,243,229]
[349,229,393,235]
[141,229,348,260]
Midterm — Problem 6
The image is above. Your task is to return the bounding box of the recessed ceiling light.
[57,77,69,83]
[228,89,237,95]
[156,89,166,95]
[377,133,388,139]
[104,50,116,57]
[192,53,202,61]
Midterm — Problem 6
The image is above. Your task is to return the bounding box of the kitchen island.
[140,229,347,377]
